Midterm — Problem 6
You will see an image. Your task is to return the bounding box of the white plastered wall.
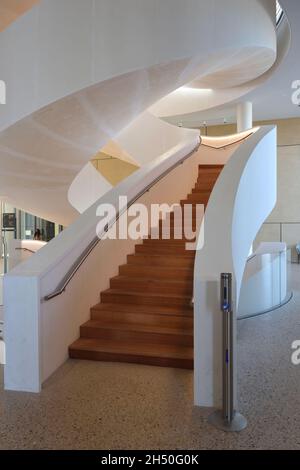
[194,126,277,407]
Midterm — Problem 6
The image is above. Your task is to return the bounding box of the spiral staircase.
[0,1,288,399]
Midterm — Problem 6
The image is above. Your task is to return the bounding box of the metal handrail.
[247,247,286,263]
[44,140,201,302]
[15,247,36,254]
[2,236,8,274]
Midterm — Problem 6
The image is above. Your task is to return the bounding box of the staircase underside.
[69,165,224,369]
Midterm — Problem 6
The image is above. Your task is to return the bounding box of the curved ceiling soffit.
[0,58,215,224]
[0,0,281,224]
[0,45,275,225]
[150,12,291,121]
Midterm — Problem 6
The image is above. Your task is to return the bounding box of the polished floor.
[0,265,300,450]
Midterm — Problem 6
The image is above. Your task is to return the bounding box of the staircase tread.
[198,164,224,168]
[70,338,193,359]
[82,320,193,335]
[129,254,195,259]
[112,275,192,285]
[143,239,187,243]
[119,264,193,272]
[102,288,192,299]
[91,302,193,315]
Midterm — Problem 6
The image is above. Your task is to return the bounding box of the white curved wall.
[108,112,199,166]
[68,162,113,214]
[194,126,277,407]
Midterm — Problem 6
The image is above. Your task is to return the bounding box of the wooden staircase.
[69,165,224,369]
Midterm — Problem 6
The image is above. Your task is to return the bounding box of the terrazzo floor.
[1,265,300,450]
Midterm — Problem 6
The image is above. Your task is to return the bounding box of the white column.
[237,102,253,133]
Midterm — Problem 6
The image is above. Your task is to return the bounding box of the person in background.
[33,228,42,241]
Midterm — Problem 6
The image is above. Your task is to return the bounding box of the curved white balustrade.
[238,242,288,319]
[194,126,277,407]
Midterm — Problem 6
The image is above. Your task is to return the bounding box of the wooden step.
[192,185,215,193]
[168,209,202,217]
[119,263,193,280]
[101,289,192,307]
[91,302,193,318]
[158,216,199,228]
[185,192,210,203]
[196,174,219,182]
[198,167,223,174]
[198,164,224,170]
[194,182,217,191]
[135,244,195,256]
[152,226,195,238]
[158,217,199,229]
[127,254,195,268]
[143,238,187,245]
[69,338,193,369]
[90,305,193,329]
[80,320,193,346]
[110,276,193,295]
[147,233,197,243]
[180,199,208,207]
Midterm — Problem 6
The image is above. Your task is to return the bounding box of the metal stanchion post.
[208,273,247,432]
[2,235,8,274]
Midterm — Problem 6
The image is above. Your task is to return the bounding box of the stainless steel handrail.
[246,248,287,263]
[15,247,36,254]
[2,236,8,274]
[44,140,201,302]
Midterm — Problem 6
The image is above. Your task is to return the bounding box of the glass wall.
[0,201,63,277]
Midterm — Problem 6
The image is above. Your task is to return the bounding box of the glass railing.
[256,222,300,263]
[238,242,292,320]
[0,239,47,310]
